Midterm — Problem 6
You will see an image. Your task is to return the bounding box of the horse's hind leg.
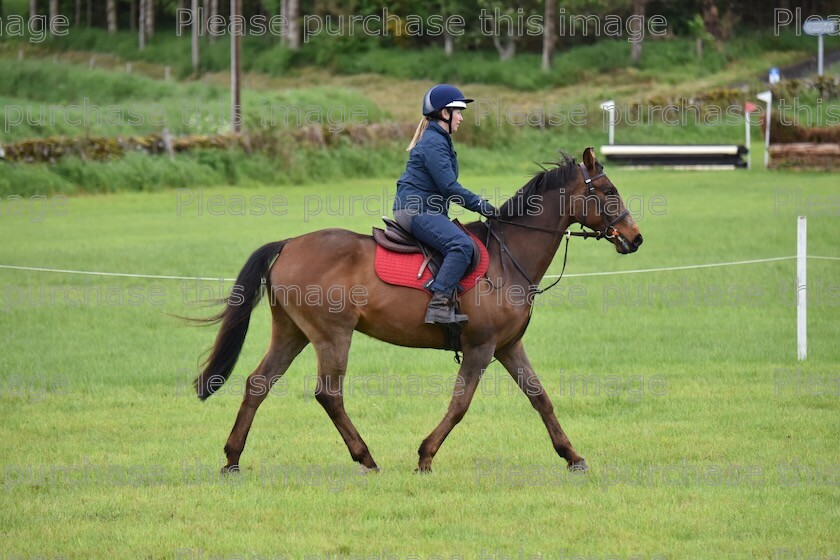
[221,313,309,472]
[312,333,379,471]
[495,339,587,471]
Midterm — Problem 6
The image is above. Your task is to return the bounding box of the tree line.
[8,0,839,70]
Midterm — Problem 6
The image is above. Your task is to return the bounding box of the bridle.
[579,162,630,238]
[484,162,630,295]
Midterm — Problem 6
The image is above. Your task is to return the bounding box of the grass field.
[1,166,839,559]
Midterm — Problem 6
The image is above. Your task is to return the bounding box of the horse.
[193,147,643,474]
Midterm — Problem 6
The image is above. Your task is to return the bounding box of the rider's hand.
[479,201,498,218]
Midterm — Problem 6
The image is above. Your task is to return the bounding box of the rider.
[393,84,497,325]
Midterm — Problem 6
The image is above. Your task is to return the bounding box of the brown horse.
[194,147,642,473]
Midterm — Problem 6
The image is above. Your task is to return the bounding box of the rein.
[483,162,628,295]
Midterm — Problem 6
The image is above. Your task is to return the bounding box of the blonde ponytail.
[406,117,430,152]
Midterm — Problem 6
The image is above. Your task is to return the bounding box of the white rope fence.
[1,255,836,282]
[547,256,800,279]
[0,264,235,282]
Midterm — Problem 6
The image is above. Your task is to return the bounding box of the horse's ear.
[583,147,597,171]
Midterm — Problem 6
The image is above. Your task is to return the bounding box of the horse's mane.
[497,152,578,218]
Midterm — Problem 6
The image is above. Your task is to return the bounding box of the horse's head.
[570,147,643,254]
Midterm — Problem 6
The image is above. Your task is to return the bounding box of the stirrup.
[425,307,468,324]
[424,309,469,325]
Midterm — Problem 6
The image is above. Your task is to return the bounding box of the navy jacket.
[394,121,488,216]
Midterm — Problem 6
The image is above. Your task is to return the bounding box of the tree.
[274,0,301,50]
[486,4,518,61]
[191,0,200,73]
[49,0,57,30]
[139,0,146,49]
[287,0,299,50]
[687,13,713,61]
[702,0,723,42]
[439,0,462,57]
[30,0,45,34]
[176,0,186,35]
[106,0,116,33]
[443,28,454,56]
[277,0,286,46]
[630,0,647,63]
[541,0,555,71]
[478,0,539,62]
[209,0,218,44]
[146,0,154,37]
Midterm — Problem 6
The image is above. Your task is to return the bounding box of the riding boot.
[424,291,469,324]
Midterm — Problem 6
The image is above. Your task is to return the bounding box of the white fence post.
[757,91,772,168]
[600,100,616,145]
[797,216,807,361]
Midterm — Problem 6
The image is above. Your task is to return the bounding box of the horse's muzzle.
[616,233,643,254]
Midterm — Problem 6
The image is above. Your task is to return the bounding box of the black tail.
[194,240,286,400]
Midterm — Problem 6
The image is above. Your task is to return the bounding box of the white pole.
[745,110,751,170]
[757,91,772,168]
[797,216,807,361]
[818,35,824,77]
[764,98,771,168]
[600,100,615,145]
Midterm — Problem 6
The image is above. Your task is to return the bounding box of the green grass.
[1,168,838,558]
[0,119,767,197]
[0,112,793,197]
[0,53,386,141]
[331,31,825,90]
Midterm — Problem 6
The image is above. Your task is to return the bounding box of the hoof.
[568,458,589,473]
[414,465,432,474]
[220,464,240,474]
[360,465,381,474]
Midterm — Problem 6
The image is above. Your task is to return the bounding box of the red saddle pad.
[374,230,489,294]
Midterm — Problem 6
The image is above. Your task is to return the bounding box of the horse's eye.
[604,189,617,197]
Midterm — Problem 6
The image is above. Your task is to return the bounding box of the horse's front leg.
[417,342,496,473]
[495,339,588,471]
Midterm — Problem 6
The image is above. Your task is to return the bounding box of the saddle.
[371,217,482,283]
